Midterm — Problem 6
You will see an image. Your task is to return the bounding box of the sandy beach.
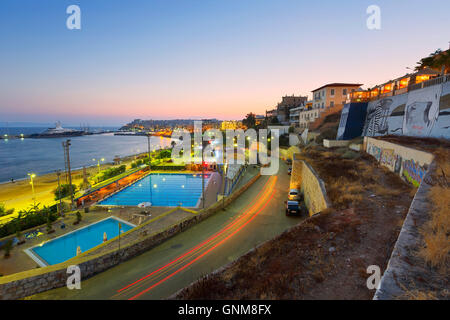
[0,153,145,222]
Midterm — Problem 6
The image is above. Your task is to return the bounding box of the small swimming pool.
[26,217,134,266]
[99,173,211,207]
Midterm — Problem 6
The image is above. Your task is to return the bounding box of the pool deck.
[0,206,189,276]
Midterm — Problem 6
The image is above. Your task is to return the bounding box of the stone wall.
[0,173,261,300]
[364,137,434,187]
[290,154,330,216]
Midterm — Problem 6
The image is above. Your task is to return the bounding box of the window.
[322,91,325,97]
[322,102,324,108]
[343,89,347,96]
[331,89,335,96]
[330,101,334,107]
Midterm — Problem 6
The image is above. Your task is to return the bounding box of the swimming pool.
[26,217,134,266]
[98,173,211,207]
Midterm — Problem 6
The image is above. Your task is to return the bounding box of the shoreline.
[0,151,150,185]
[0,135,175,184]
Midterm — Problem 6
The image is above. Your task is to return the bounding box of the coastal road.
[30,160,302,300]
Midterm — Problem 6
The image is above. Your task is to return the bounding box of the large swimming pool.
[99,173,211,207]
[26,217,134,266]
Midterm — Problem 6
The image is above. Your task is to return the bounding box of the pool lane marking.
[128,178,277,300]
[113,176,274,297]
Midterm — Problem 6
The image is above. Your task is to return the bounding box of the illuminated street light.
[28,173,36,201]
[93,158,105,174]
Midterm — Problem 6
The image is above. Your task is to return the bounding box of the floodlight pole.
[63,140,74,209]
[56,170,63,217]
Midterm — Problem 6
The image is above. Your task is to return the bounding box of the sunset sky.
[0,0,449,126]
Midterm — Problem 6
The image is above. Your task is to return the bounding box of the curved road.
[30,161,302,300]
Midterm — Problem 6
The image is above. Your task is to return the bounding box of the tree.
[269,117,280,125]
[242,113,256,129]
[416,49,450,74]
[0,203,14,217]
[54,184,77,200]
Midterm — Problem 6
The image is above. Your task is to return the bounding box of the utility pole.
[63,139,74,209]
[56,170,63,217]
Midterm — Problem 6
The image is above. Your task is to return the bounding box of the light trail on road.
[111,176,277,300]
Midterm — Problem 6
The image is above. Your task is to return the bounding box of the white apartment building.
[289,106,304,127]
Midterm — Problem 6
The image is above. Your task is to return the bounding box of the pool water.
[99,173,211,207]
[29,217,134,266]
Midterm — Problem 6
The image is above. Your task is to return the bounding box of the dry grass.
[327,177,364,210]
[364,183,403,197]
[418,149,450,274]
[399,289,438,300]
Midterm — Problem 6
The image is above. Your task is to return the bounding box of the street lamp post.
[222,163,228,209]
[28,173,36,202]
[92,158,105,175]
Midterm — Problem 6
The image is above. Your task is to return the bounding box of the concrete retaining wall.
[290,154,330,216]
[323,139,351,148]
[364,138,442,299]
[374,161,437,299]
[363,137,435,187]
[0,173,261,300]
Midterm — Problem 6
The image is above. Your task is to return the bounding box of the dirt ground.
[175,146,415,299]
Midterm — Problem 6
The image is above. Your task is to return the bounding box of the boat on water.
[28,122,85,138]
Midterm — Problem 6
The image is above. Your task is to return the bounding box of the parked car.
[288,189,301,201]
[285,200,302,216]
[287,167,292,175]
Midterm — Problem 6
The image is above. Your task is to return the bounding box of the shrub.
[315,127,338,144]
[157,149,172,159]
[54,184,77,200]
[0,205,58,238]
[341,150,360,160]
[76,211,82,223]
[97,165,127,182]
[2,240,13,258]
[0,203,14,217]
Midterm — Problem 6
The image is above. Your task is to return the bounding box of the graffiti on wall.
[366,142,428,186]
[363,81,450,139]
[402,159,428,187]
[337,104,349,139]
[366,143,381,161]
